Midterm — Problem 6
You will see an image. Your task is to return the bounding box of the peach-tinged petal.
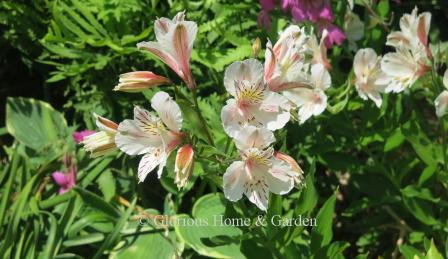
[137,41,182,77]
[114,71,172,92]
[175,145,194,189]
[94,114,118,132]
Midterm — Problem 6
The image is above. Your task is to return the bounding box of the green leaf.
[176,98,211,143]
[74,187,119,218]
[424,240,444,259]
[401,185,439,203]
[311,191,337,252]
[175,193,244,258]
[6,97,68,151]
[384,128,405,152]
[296,161,318,215]
[93,198,137,259]
[402,120,443,166]
[97,170,116,202]
[402,196,438,226]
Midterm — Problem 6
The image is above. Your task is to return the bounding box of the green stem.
[191,89,215,145]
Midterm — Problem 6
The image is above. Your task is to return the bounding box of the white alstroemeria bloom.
[82,114,118,158]
[283,64,331,124]
[137,12,197,89]
[386,7,432,58]
[435,70,448,118]
[264,25,309,92]
[223,126,295,211]
[115,91,184,182]
[381,46,429,93]
[353,48,388,107]
[221,59,291,137]
[306,29,331,70]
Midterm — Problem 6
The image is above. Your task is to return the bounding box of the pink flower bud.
[114,71,172,93]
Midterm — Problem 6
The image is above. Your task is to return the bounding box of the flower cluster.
[352,7,436,110]
[82,12,196,190]
[76,6,445,212]
[220,24,340,210]
[258,0,346,48]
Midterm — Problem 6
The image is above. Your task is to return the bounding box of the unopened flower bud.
[252,37,262,58]
[114,71,172,93]
[175,145,194,190]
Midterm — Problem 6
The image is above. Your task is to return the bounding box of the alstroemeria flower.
[435,70,448,118]
[114,71,172,93]
[381,46,429,93]
[137,12,197,90]
[175,144,194,190]
[274,151,305,187]
[386,7,432,59]
[82,115,118,158]
[223,126,295,211]
[353,48,388,108]
[221,59,291,137]
[52,155,77,194]
[283,63,331,124]
[265,25,309,92]
[115,91,184,182]
[73,130,95,144]
[307,29,331,70]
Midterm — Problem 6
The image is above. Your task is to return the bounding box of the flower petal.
[221,99,245,138]
[115,114,163,156]
[52,171,69,186]
[151,91,182,132]
[224,59,264,96]
[310,63,331,90]
[435,91,448,118]
[223,161,246,202]
[243,178,269,211]
[233,126,275,151]
[138,148,163,183]
[266,160,295,195]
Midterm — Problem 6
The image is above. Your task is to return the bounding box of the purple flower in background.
[72,130,95,144]
[258,0,346,48]
[319,22,347,48]
[290,0,334,22]
[52,155,77,194]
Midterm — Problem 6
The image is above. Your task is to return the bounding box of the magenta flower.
[72,130,95,144]
[319,22,347,48]
[258,0,346,48]
[52,156,77,194]
[290,0,334,22]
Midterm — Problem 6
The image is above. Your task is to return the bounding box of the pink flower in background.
[258,0,346,48]
[52,155,77,194]
[72,130,95,144]
[290,0,334,22]
[319,22,347,48]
